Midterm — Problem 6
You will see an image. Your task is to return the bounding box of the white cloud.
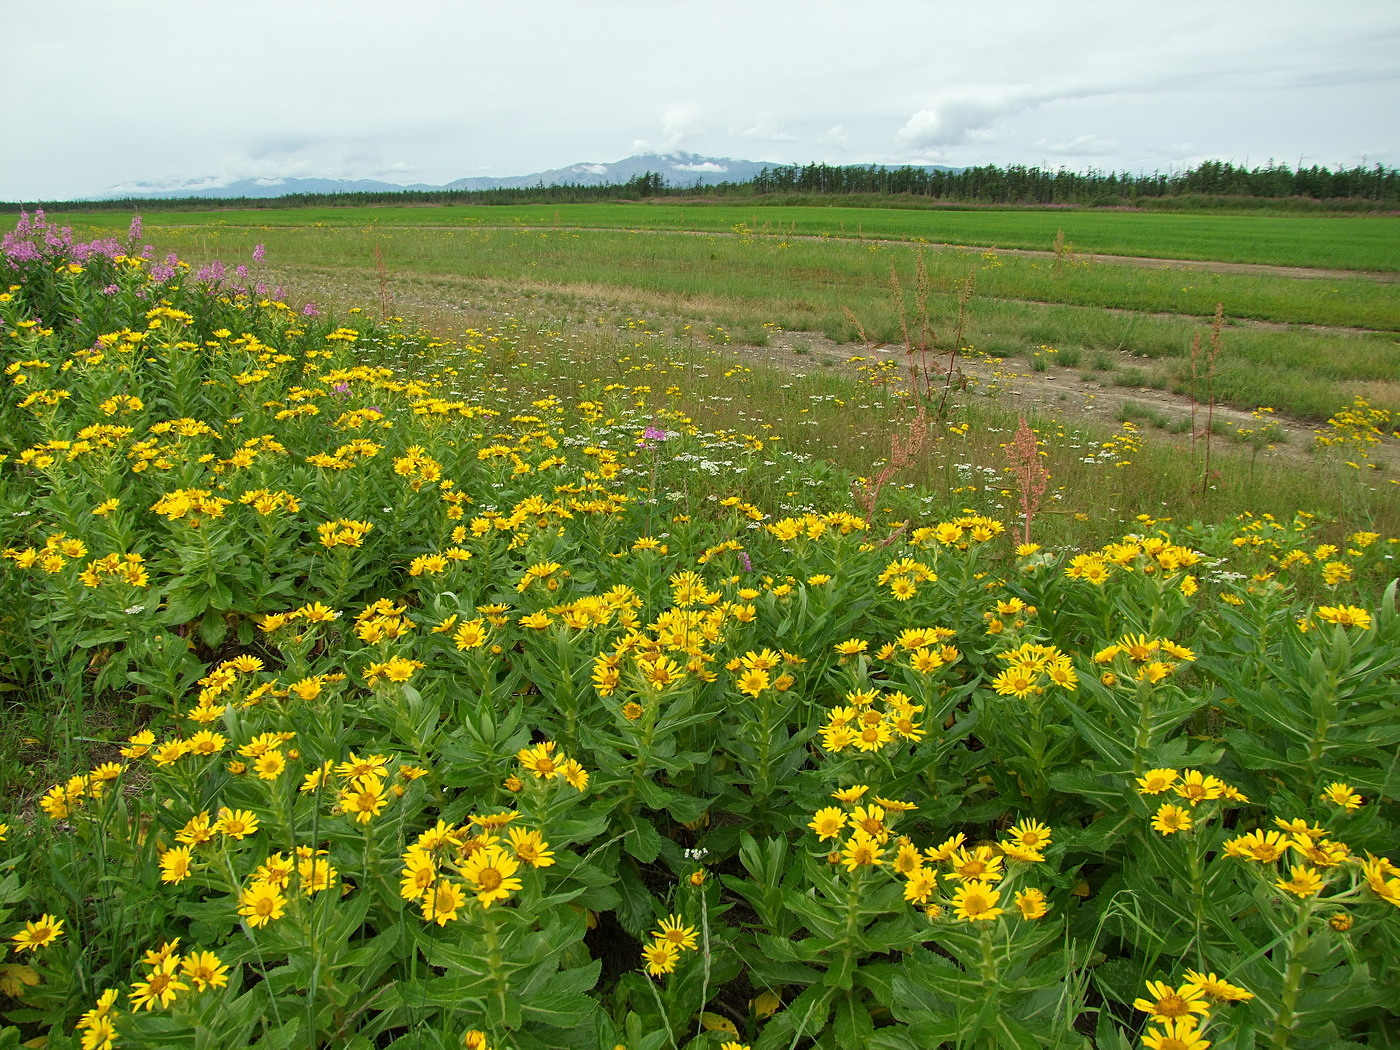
[1036,135,1119,157]
[895,97,1030,151]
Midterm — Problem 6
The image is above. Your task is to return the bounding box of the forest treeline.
[8,160,1398,213]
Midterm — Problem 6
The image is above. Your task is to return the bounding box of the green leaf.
[620,811,662,862]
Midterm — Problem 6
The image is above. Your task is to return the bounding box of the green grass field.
[57,201,1400,271]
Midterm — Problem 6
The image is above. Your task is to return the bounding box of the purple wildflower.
[252,243,266,262]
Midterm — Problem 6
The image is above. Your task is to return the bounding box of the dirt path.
[741,328,1400,471]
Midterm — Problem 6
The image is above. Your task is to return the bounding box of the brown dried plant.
[851,403,930,527]
[1190,303,1226,494]
[1006,416,1050,545]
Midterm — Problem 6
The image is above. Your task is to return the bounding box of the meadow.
[0,206,1397,1050]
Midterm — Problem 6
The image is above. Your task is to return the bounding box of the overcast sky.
[6,0,1398,201]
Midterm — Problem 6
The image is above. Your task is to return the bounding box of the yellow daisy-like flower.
[945,845,1004,884]
[1223,829,1289,863]
[421,879,467,925]
[339,774,389,824]
[903,868,938,905]
[1141,1017,1211,1050]
[129,956,187,1011]
[1320,782,1363,811]
[1136,768,1179,795]
[831,784,869,804]
[238,881,288,927]
[461,845,523,907]
[650,914,699,951]
[506,827,556,867]
[1015,887,1049,920]
[159,845,194,884]
[254,852,295,888]
[180,951,229,992]
[1007,819,1052,852]
[1151,804,1193,835]
[253,749,286,780]
[807,807,847,842]
[1275,864,1326,898]
[951,881,1003,922]
[1133,980,1210,1024]
[11,914,64,952]
[215,808,260,839]
[560,758,590,791]
[642,939,680,976]
[1315,604,1371,629]
[1182,969,1253,1002]
[839,830,885,871]
[517,741,561,779]
[1172,769,1224,806]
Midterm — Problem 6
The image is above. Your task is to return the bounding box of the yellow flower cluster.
[909,515,1006,549]
[1094,633,1195,685]
[516,741,589,791]
[810,789,1051,923]
[819,687,925,752]
[1134,969,1253,1049]
[641,913,700,976]
[991,642,1077,698]
[402,816,555,921]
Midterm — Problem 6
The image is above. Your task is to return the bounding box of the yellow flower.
[215,808,260,839]
[180,951,229,992]
[1172,770,1224,806]
[506,827,556,867]
[642,939,680,976]
[1015,887,1049,919]
[518,741,561,779]
[1141,1018,1211,1050]
[1007,819,1052,852]
[177,812,216,846]
[1182,969,1253,1002]
[238,881,288,927]
[560,758,590,791]
[735,668,770,697]
[159,845,194,884]
[903,868,938,905]
[951,881,1003,921]
[651,914,699,951]
[1320,782,1363,811]
[1275,864,1325,898]
[1222,830,1288,863]
[1133,980,1210,1023]
[253,749,286,780]
[1151,804,1193,835]
[129,956,187,1011]
[1136,767,1181,795]
[946,846,1004,884]
[339,775,389,824]
[462,845,523,907]
[421,879,467,925]
[839,830,885,871]
[11,914,64,952]
[1315,604,1372,629]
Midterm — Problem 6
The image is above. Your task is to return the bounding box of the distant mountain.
[442,151,774,191]
[102,153,962,200]
[104,176,442,200]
